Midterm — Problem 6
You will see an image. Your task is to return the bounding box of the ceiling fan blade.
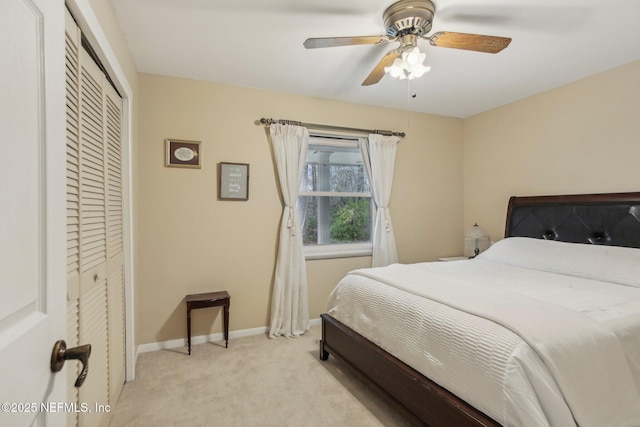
[429,32,511,54]
[362,50,401,87]
[304,35,391,49]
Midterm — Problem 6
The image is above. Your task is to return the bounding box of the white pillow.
[477,237,640,287]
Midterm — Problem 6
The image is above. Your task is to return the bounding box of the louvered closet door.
[65,8,126,427]
[79,45,110,427]
[105,78,126,406]
[64,10,81,427]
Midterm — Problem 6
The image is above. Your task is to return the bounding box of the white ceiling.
[109,0,640,118]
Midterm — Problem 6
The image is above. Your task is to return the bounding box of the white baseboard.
[135,317,321,358]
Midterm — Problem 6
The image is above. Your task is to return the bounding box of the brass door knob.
[50,340,92,387]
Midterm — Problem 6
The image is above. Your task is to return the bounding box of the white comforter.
[326,238,640,427]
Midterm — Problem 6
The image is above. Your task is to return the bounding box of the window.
[298,136,373,259]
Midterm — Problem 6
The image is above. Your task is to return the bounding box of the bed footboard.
[319,313,500,427]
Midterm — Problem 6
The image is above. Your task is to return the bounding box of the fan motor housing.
[383,0,435,37]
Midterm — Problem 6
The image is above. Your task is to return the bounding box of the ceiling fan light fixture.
[384,46,430,81]
[303,0,511,87]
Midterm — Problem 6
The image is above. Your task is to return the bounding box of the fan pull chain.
[406,79,415,133]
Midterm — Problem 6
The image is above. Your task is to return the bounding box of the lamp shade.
[464,223,490,257]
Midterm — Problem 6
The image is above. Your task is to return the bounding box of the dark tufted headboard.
[505,192,640,249]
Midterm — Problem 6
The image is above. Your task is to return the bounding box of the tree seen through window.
[298,140,372,246]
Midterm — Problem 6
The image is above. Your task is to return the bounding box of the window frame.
[299,135,374,260]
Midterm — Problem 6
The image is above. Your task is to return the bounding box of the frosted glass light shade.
[385,58,407,79]
[384,47,431,81]
[405,49,420,65]
[464,223,491,257]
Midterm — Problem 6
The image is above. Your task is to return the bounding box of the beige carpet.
[110,326,414,426]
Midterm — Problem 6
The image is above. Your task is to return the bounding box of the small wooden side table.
[185,291,230,355]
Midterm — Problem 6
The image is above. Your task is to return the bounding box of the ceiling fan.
[303,0,512,86]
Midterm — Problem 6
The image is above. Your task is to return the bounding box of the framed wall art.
[218,162,249,201]
[165,139,201,168]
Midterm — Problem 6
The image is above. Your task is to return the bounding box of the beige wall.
[463,60,640,241]
[135,74,463,346]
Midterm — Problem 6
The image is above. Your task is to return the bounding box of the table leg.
[223,300,229,348]
[187,304,192,355]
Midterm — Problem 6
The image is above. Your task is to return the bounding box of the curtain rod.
[259,118,405,138]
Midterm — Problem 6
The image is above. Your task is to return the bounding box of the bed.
[318,192,640,427]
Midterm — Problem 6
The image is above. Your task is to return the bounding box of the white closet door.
[78,45,110,427]
[105,80,126,404]
[64,9,126,426]
[78,48,107,287]
[64,10,81,427]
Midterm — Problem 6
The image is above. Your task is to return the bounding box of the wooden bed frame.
[319,192,640,427]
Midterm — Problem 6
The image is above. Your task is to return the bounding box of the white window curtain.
[359,134,399,267]
[268,124,310,338]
